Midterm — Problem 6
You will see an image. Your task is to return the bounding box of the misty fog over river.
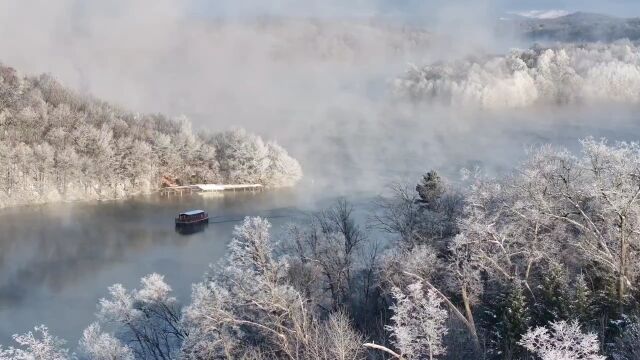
[1,104,640,345]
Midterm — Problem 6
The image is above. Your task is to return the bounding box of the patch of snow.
[513,10,571,19]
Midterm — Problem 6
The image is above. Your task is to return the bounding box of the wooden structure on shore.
[160,184,264,197]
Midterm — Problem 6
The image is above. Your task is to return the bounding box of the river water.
[0,190,318,345]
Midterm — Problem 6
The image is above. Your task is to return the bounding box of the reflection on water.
[0,190,306,345]
[175,222,209,236]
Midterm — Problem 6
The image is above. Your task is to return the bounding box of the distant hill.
[502,12,640,42]
[395,42,640,109]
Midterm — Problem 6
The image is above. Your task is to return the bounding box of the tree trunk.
[363,343,404,359]
[618,215,628,314]
[461,284,481,352]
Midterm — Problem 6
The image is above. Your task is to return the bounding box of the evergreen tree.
[416,170,445,208]
[591,271,625,350]
[500,282,530,359]
[572,274,593,324]
[612,320,640,360]
[535,263,571,324]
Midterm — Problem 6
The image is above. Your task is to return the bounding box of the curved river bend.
[0,191,310,345]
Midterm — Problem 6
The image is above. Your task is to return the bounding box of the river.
[0,190,320,345]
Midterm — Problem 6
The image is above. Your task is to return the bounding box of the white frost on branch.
[0,326,71,360]
[181,216,365,359]
[265,141,303,188]
[519,320,605,360]
[97,284,140,324]
[78,323,134,360]
[135,273,175,304]
[227,216,279,277]
[386,282,448,360]
[95,273,183,360]
[213,129,303,188]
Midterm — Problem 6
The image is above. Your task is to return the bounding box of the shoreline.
[0,184,278,212]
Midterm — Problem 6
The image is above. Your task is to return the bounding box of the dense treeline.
[0,65,302,208]
[395,42,640,109]
[4,137,639,359]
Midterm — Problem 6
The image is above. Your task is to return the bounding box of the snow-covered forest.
[4,138,640,359]
[0,65,302,208]
[5,1,640,358]
[395,42,640,108]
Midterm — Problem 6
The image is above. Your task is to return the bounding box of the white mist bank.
[3,1,640,203]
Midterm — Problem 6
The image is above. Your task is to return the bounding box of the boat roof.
[180,210,205,216]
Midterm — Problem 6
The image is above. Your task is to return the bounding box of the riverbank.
[0,183,273,210]
[160,183,264,197]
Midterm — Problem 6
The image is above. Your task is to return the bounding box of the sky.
[506,0,640,16]
[188,0,640,19]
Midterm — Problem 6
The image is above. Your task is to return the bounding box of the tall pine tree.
[572,274,593,324]
[500,281,530,360]
[535,263,572,324]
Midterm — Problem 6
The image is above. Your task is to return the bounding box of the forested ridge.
[0,65,302,208]
[396,42,640,109]
[4,138,640,359]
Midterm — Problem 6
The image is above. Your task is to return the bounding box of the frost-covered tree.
[214,129,271,185]
[265,142,303,188]
[396,42,640,108]
[460,138,640,311]
[375,178,479,352]
[389,283,448,359]
[0,64,302,208]
[519,320,605,360]
[226,216,279,279]
[181,216,364,359]
[459,169,551,290]
[448,139,640,357]
[577,138,640,308]
[95,274,184,360]
[307,312,366,360]
[366,282,447,360]
[78,323,134,360]
[0,326,71,360]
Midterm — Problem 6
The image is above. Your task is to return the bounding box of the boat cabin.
[175,210,209,225]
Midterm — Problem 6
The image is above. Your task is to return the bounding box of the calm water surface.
[0,190,313,345]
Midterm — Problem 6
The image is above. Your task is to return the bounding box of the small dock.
[160,184,263,197]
